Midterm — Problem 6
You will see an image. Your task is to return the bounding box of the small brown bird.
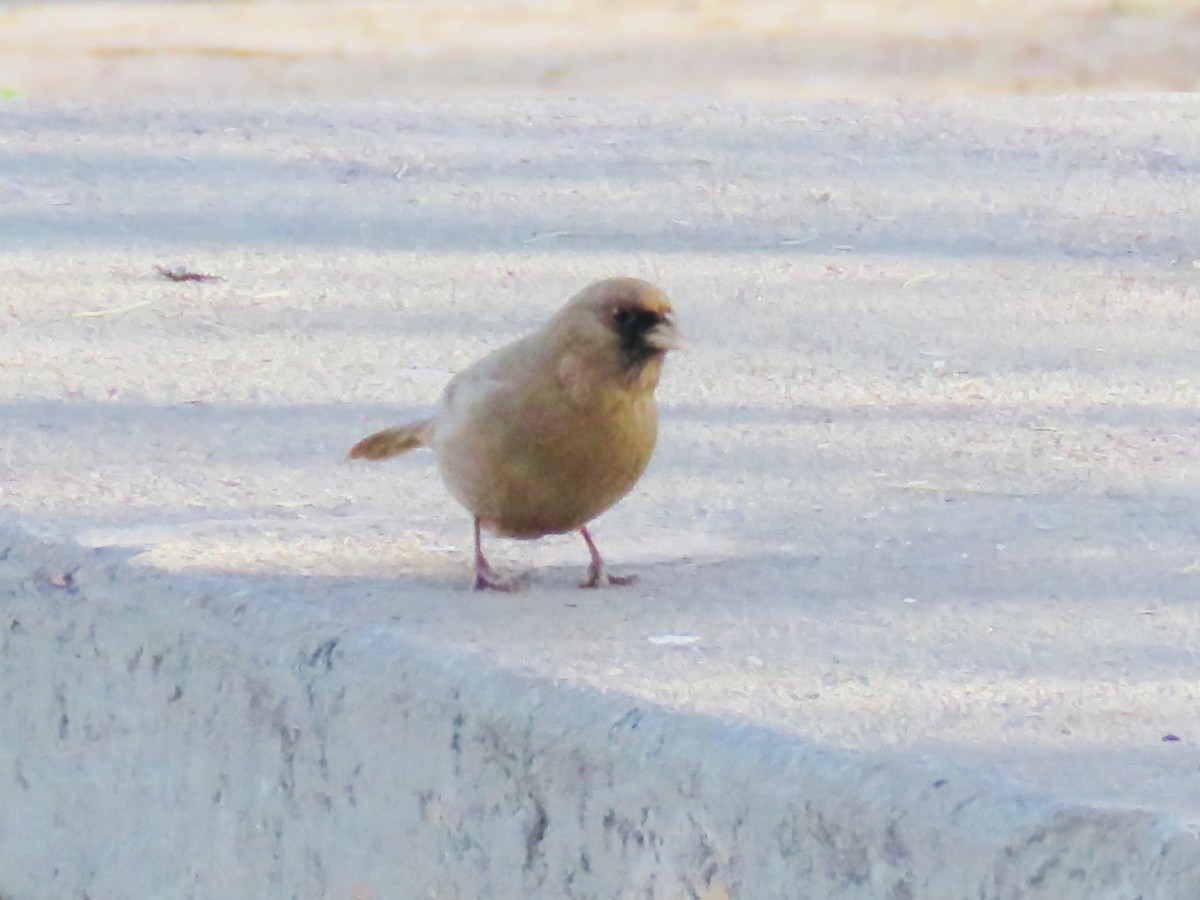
[349,276,684,591]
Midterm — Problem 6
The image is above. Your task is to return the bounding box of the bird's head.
[564,276,684,372]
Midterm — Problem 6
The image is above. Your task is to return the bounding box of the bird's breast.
[434,386,659,538]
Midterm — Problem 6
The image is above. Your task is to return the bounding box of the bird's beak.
[645,316,686,352]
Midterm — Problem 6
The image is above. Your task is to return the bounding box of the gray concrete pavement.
[3,96,1200,896]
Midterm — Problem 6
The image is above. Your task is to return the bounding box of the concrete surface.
[4,528,1200,899]
[2,0,1199,100]
[3,94,1200,896]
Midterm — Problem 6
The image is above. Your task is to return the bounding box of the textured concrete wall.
[2,527,1198,899]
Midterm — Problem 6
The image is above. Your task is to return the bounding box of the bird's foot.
[474,566,531,593]
[578,527,636,589]
[581,567,638,589]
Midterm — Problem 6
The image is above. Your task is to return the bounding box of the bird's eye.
[613,308,633,325]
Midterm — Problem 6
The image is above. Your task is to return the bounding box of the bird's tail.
[348,420,433,460]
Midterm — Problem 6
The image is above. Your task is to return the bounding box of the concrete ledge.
[3,526,1197,898]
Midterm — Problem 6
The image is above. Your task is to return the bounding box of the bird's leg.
[473,518,529,592]
[580,526,637,588]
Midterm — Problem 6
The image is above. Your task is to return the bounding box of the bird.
[349,276,683,591]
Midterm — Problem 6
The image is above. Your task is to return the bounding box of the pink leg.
[580,526,637,589]
[473,518,528,592]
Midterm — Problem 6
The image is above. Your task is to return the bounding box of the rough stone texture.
[4,95,1200,896]
[4,527,1200,899]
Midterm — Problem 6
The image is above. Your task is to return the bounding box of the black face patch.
[612,305,666,365]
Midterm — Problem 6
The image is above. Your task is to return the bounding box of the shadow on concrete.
[2,99,1197,259]
[4,391,1200,617]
